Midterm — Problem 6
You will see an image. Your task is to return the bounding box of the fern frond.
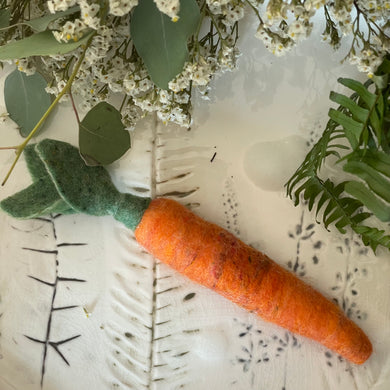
[352,225,390,252]
[286,55,390,252]
[299,176,370,234]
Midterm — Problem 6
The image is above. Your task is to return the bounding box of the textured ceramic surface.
[0,16,389,390]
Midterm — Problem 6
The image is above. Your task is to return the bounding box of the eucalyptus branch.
[1,34,95,186]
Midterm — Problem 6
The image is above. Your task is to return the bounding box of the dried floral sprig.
[0,0,388,184]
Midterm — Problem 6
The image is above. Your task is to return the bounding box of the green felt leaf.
[4,69,51,137]
[131,0,200,89]
[36,139,122,216]
[79,102,131,166]
[25,6,80,32]
[0,8,10,29]
[0,178,73,219]
[35,139,150,229]
[0,30,93,60]
[0,139,150,229]
[24,143,50,181]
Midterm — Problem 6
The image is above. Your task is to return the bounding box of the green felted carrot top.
[0,139,151,230]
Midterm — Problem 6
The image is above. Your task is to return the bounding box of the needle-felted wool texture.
[0,139,151,230]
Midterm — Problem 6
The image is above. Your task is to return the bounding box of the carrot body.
[134,198,372,365]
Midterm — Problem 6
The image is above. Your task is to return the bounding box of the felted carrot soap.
[0,139,373,365]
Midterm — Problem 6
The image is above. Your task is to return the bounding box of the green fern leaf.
[328,109,364,148]
[338,78,377,107]
[343,160,390,202]
[329,91,369,122]
[353,225,390,252]
[286,55,390,252]
[344,181,390,222]
[350,149,390,177]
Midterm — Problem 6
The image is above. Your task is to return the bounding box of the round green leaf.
[131,0,200,89]
[79,102,131,166]
[4,69,52,137]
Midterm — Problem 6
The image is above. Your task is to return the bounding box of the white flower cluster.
[349,48,387,77]
[253,1,321,56]
[253,0,389,76]
[357,0,390,22]
[14,58,36,76]
[1,0,388,130]
[154,0,180,21]
[47,0,77,13]
[109,0,139,16]
[52,0,101,42]
[48,0,242,127]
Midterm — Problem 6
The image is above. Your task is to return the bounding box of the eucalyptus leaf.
[131,0,200,89]
[0,8,10,29]
[25,6,80,32]
[0,30,93,60]
[79,102,131,166]
[4,69,51,137]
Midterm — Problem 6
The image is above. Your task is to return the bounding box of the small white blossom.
[109,0,138,16]
[52,19,87,42]
[154,0,180,20]
[134,96,156,112]
[158,90,170,104]
[222,5,245,27]
[79,0,100,29]
[288,20,312,42]
[47,0,77,13]
[14,58,36,75]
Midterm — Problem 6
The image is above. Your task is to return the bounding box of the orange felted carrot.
[135,198,372,365]
[0,139,373,365]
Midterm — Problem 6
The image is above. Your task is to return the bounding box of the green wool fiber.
[0,178,74,218]
[24,143,49,182]
[0,139,151,230]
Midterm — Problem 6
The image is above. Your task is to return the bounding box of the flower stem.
[1,34,95,186]
[69,90,81,124]
[245,0,264,25]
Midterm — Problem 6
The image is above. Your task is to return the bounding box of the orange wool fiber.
[134,198,373,365]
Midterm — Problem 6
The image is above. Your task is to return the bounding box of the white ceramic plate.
[0,15,389,390]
